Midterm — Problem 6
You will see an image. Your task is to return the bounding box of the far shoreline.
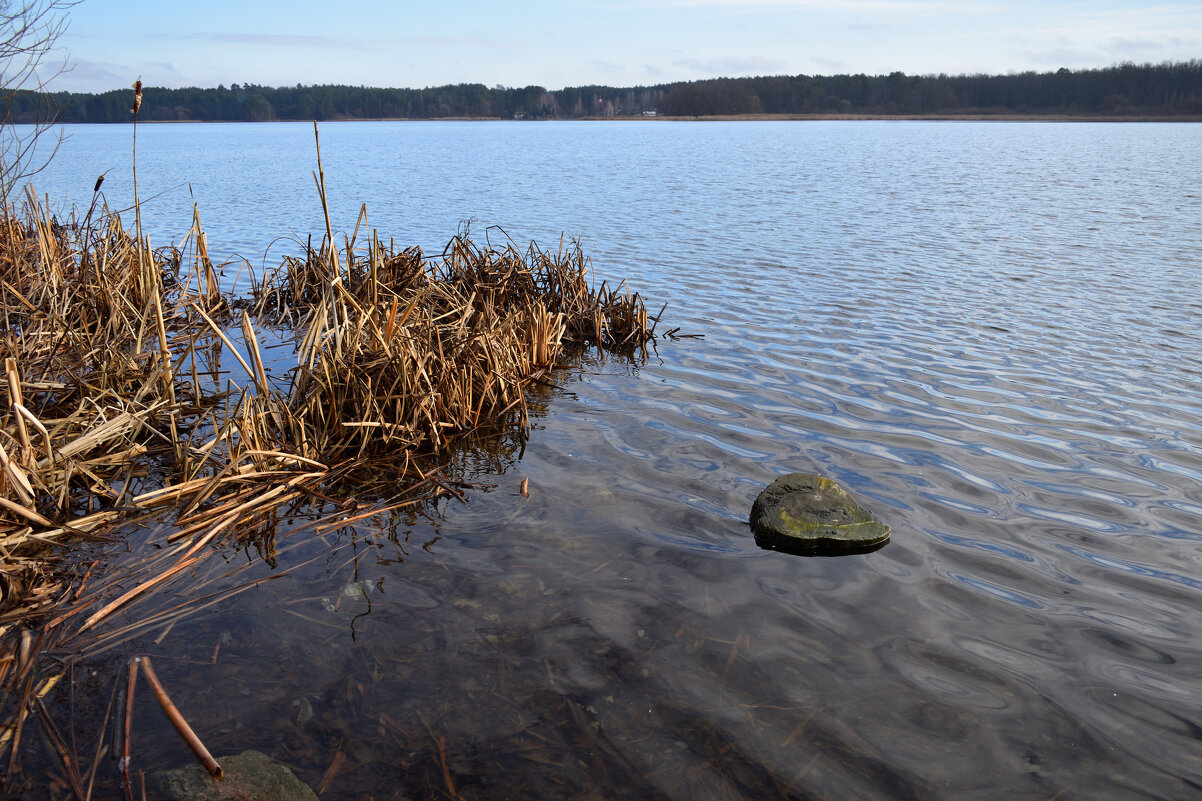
[93,111,1202,125]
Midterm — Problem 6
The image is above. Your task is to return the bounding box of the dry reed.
[250,229,655,465]
[0,124,662,789]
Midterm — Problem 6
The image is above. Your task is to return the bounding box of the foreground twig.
[135,656,222,781]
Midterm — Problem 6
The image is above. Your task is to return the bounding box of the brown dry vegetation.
[0,135,658,792]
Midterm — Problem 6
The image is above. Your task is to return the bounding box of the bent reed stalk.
[0,129,660,784]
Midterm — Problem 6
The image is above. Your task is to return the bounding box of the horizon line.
[45,57,1200,96]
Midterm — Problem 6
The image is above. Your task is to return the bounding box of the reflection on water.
[25,121,1202,799]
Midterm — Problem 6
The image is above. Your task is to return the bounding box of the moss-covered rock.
[751,473,889,556]
[147,749,318,801]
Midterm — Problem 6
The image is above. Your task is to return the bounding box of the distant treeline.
[14,61,1202,122]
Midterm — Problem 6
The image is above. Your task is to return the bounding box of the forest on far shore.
[13,60,1202,123]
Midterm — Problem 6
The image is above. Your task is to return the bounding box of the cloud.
[1019,46,1106,68]
[1019,32,1196,70]
[178,32,358,49]
[617,0,984,11]
[168,32,503,51]
[590,59,628,77]
[41,57,206,93]
[673,55,787,75]
[43,58,129,93]
[143,62,192,87]
[808,55,850,71]
[1102,35,1188,56]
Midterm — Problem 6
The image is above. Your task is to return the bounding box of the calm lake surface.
[25,121,1202,799]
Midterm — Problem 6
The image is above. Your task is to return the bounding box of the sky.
[40,0,1202,94]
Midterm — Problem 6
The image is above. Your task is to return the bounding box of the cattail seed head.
[132,79,143,115]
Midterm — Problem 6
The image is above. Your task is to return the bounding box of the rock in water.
[148,749,318,801]
[751,473,890,556]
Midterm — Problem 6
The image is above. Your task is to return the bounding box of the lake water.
[22,121,1202,800]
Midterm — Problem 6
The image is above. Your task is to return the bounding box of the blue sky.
[46,0,1202,93]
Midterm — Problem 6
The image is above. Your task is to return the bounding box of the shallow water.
[23,120,1202,799]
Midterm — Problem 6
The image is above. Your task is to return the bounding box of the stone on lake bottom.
[751,473,890,556]
[147,749,318,801]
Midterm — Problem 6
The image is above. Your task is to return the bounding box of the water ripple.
[31,121,1202,800]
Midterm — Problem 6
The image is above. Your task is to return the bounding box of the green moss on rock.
[147,749,318,801]
[751,473,889,556]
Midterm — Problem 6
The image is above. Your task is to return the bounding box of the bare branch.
[0,0,80,199]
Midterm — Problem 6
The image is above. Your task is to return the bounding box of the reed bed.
[0,130,661,791]
[0,194,655,624]
[250,229,656,465]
